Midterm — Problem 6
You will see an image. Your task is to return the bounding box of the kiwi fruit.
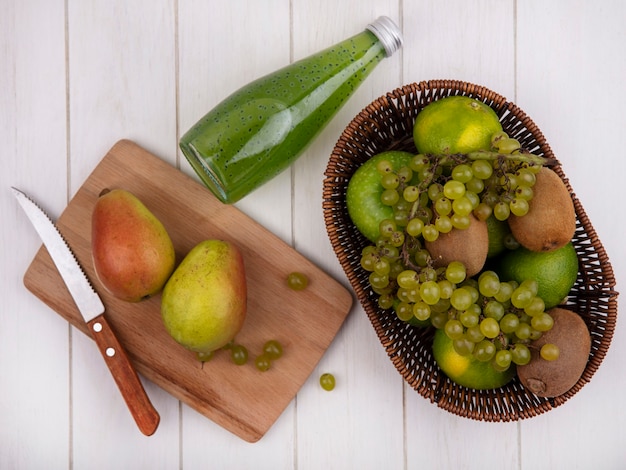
[425,213,488,277]
[508,167,576,252]
[517,307,591,398]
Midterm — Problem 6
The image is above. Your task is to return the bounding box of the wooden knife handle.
[87,314,160,436]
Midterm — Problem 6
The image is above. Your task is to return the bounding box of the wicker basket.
[323,80,619,421]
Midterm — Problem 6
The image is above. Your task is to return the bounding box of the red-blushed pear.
[160,240,247,360]
[91,189,176,302]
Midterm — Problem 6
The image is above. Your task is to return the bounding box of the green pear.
[161,240,247,356]
[91,189,176,302]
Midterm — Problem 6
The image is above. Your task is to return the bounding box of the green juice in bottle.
[180,16,403,204]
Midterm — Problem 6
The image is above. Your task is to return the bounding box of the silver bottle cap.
[366,16,403,57]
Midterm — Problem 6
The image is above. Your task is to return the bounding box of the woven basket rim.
[323,79,619,422]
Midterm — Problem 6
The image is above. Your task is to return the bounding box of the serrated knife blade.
[12,187,160,436]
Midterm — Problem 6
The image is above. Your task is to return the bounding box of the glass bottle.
[180,16,403,204]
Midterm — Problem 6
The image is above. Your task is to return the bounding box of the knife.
[12,187,160,436]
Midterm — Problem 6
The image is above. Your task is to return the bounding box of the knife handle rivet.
[92,322,103,333]
[106,347,116,357]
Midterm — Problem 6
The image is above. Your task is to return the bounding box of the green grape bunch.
[358,131,560,375]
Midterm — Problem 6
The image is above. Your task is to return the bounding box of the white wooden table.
[2,1,625,468]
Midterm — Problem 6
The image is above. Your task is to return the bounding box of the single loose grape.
[263,340,283,360]
[231,344,249,365]
[540,343,560,361]
[320,373,336,391]
[196,351,215,362]
[255,353,272,371]
[287,272,309,290]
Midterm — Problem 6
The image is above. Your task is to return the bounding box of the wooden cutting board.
[23,139,353,442]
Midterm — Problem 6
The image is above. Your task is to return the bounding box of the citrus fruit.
[486,215,510,258]
[497,242,578,309]
[432,328,516,390]
[413,96,503,155]
[346,150,417,242]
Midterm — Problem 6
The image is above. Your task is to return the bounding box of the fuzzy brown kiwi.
[425,213,488,277]
[517,307,591,398]
[508,167,576,252]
